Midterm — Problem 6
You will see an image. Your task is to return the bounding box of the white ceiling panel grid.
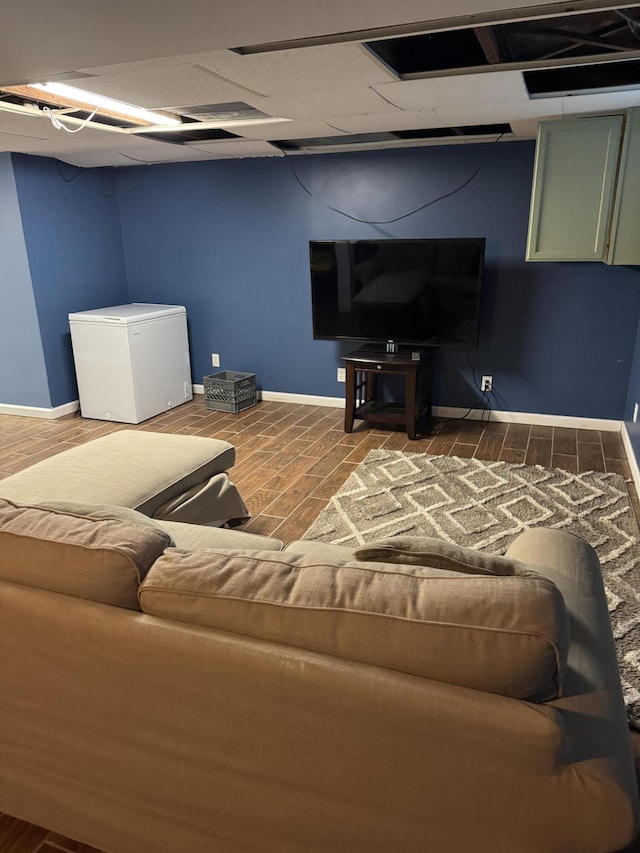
[1,0,585,83]
[0,0,638,166]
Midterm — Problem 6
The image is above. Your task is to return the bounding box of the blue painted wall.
[6,141,640,420]
[0,153,50,408]
[117,141,640,419]
[12,154,128,407]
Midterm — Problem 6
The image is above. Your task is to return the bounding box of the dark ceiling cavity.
[175,101,271,122]
[524,55,640,94]
[274,123,511,151]
[365,6,640,79]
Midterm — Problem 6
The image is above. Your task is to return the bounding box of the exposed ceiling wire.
[43,104,100,133]
[283,133,505,224]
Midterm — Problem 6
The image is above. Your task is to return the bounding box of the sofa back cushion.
[139,547,569,702]
[0,499,173,610]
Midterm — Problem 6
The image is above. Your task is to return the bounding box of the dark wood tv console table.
[342,348,434,440]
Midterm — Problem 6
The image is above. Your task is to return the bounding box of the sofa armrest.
[506,529,628,698]
[507,527,639,840]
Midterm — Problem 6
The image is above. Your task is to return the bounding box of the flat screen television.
[309,238,485,349]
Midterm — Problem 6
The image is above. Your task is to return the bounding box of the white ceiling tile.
[327,110,438,133]
[108,144,228,165]
[0,119,131,153]
[0,112,56,140]
[0,134,56,154]
[185,139,283,157]
[310,100,547,135]
[197,44,395,97]
[62,64,263,110]
[557,90,640,113]
[321,102,553,139]
[3,0,559,85]
[243,86,401,120]
[376,71,529,110]
[43,134,238,166]
[508,119,541,138]
[2,0,639,166]
[77,52,224,77]
[234,119,348,140]
[36,149,150,167]
[431,100,560,127]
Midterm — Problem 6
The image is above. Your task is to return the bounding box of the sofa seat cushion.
[157,520,284,552]
[139,547,570,701]
[0,430,248,525]
[0,499,173,610]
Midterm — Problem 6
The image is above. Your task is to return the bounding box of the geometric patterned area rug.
[303,449,640,728]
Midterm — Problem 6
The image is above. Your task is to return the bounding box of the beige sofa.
[0,433,638,853]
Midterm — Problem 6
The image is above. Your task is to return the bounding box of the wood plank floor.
[0,396,638,852]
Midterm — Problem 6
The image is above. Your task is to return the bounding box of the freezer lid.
[68,303,186,324]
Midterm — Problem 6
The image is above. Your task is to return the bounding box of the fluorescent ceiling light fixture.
[32,82,182,126]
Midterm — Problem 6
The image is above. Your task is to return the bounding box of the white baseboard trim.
[195,388,624,427]
[1,390,624,433]
[621,423,640,497]
[0,400,79,419]
[192,386,345,408]
[259,390,344,407]
[433,406,622,432]
[257,396,622,429]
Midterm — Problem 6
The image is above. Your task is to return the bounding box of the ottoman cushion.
[0,430,248,525]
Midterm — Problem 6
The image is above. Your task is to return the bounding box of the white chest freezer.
[69,303,193,424]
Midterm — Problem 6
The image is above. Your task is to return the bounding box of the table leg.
[405,367,418,440]
[344,363,356,433]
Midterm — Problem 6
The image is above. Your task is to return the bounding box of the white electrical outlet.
[211,353,220,367]
[481,375,493,392]
[337,367,346,382]
[634,402,639,424]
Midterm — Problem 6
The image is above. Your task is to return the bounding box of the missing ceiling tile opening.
[175,101,272,122]
[274,124,511,152]
[364,6,640,79]
[524,55,640,95]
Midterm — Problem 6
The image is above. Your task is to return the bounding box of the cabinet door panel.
[526,116,623,262]
[608,108,640,265]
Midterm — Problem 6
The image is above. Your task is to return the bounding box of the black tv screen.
[309,238,485,349]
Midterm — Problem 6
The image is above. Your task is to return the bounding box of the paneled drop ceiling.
[2,0,640,167]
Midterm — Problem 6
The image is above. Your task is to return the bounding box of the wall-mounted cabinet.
[526,108,640,265]
[608,108,640,265]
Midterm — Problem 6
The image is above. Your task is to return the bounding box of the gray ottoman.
[0,430,249,527]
